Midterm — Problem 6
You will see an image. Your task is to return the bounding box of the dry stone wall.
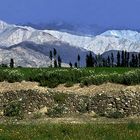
[0,90,140,118]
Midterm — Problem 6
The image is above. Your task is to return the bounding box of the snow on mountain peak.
[0,20,10,30]
[101,30,140,42]
[0,20,58,47]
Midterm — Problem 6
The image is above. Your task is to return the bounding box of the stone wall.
[0,90,140,118]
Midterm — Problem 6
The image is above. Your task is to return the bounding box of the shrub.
[122,70,140,85]
[64,82,74,87]
[77,101,89,113]
[75,96,90,113]
[2,69,24,83]
[4,101,23,117]
[32,112,42,119]
[40,80,59,88]
[53,93,68,104]
[107,111,125,119]
[47,105,65,118]
[80,74,109,86]
[0,68,139,87]
[79,82,85,88]
[109,73,123,83]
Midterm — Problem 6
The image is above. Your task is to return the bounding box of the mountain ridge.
[0,20,140,67]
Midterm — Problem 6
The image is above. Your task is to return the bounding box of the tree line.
[1,49,140,68]
[49,48,62,68]
[86,50,140,68]
[49,49,140,68]
[49,48,81,68]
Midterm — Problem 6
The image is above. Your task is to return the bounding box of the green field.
[1,67,134,75]
[0,122,140,140]
[0,67,139,88]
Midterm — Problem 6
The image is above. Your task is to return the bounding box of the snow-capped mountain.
[102,30,140,42]
[45,29,140,54]
[86,34,140,54]
[0,20,58,47]
[0,20,140,67]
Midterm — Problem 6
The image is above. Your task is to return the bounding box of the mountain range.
[0,20,140,67]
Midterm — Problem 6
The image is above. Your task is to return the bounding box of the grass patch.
[0,123,140,140]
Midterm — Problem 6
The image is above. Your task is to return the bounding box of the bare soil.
[0,81,48,93]
[53,83,140,95]
[0,81,140,95]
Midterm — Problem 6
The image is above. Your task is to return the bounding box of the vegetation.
[85,50,140,68]
[0,122,140,140]
[4,100,23,117]
[0,49,139,88]
[10,58,14,68]
[0,67,139,87]
[64,82,74,87]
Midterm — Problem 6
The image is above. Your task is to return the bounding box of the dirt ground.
[54,83,140,95]
[0,81,140,95]
[0,81,48,93]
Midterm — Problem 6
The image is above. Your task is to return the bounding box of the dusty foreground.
[0,81,140,95]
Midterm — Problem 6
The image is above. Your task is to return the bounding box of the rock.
[28,112,32,115]
[116,97,121,101]
[0,110,4,116]
[89,111,98,117]
[38,106,48,115]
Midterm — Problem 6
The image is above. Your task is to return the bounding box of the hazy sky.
[0,0,140,29]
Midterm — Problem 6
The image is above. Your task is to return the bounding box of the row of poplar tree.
[49,48,81,68]
[86,51,140,67]
[50,48,140,68]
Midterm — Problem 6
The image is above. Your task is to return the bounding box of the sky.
[0,0,140,30]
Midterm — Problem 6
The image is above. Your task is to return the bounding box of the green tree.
[102,58,107,67]
[86,52,94,67]
[107,56,111,67]
[10,58,14,68]
[117,51,121,67]
[49,50,53,67]
[54,60,58,68]
[131,54,135,67]
[77,54,81,68]
[53,48,57,68]
[53,48,57,57]
[124,51,127,67]
[69,62,72,68]
[86,54,89,67]
[74,62,78,68]
[58,55,62,67]
[135,55,138,67]
[111,53,114,67]
[121,50,125,67]
[138,53,140,67]
[126,52,130,67]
